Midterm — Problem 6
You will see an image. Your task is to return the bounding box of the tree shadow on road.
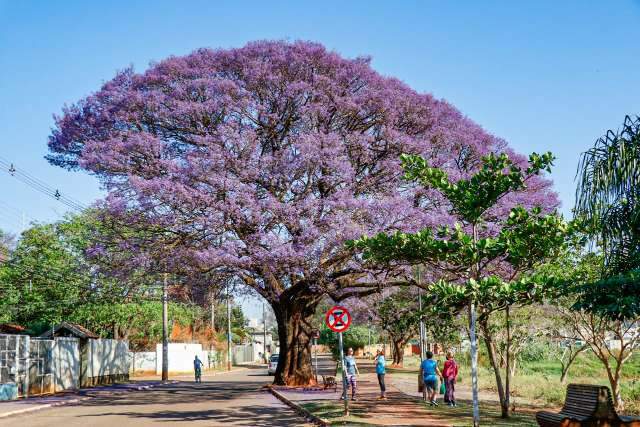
[79,405,305,426]
[69,380,307,425]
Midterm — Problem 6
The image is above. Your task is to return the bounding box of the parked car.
[267,354,279,375]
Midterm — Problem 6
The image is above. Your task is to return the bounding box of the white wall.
[128,351,156,373]
[155,343,207,374]
[83,339,129,381]
[54,337,79,392]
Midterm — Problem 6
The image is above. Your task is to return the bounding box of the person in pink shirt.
[442,351,459,406]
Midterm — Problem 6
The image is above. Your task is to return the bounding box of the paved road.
[0,366,311,427]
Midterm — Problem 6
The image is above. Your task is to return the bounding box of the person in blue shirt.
[193,355,204,383]
[374,349,387,400]
[343,347,360,401]
[420,351,443,406]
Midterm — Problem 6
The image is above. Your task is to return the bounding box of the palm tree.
[575,115,640,276]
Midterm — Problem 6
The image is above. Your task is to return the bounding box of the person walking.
[442,351,459,406]
[193,355,204,383]
[420,351,443,406]
[343,347,360,401]
[374,349,387,400]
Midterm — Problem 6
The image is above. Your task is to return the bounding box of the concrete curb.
[0,396,89,419]
[268,387,331,427]
[0,381,174,419]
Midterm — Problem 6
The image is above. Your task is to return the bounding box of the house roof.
[39,322,99,339]
[0,323,27,334]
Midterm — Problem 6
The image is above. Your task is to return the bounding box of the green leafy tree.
[575,115,640,319]
[320,325,373,360]
[540,234,640,411]
[0,223,88,329]
[351,152,567,421]
[375,288,420,366]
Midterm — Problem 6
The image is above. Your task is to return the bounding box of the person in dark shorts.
[374,349,387,399]
[442,351,459,406]
[420,351,443,406]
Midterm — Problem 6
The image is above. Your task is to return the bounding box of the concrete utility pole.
[162,272,169,382]
[210,292,215,332]
[227,282,232,371]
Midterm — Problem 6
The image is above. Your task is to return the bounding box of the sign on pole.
[325,306,351,333]
[325,306,351,416]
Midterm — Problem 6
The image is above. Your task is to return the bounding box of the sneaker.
[352,397,357,401]
[432,400,439,406]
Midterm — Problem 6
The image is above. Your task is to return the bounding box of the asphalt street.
[0,366,312,427]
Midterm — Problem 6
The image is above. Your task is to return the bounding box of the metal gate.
[0,334,29,397]
[0,334,55,397]
[28,339,54,395]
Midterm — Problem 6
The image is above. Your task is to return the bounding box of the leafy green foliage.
[401,151,554,223]
[351,151,568,417]
[0,223,88,327]
[319,325,374,358]
[573,269,640,320]
[575,115,640,276]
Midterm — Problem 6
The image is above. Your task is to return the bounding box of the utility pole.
[227,282,232,371]
[162,272,169,382]
[210,293,215,332]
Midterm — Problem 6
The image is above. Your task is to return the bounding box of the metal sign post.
[312,329,320,383]
[338,331,348,416]
[325,306,352,417]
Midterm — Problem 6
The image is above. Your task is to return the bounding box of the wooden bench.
[536,384,640,427]
[321,375,337,392]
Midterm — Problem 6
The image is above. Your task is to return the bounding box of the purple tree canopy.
[48,40,558,305]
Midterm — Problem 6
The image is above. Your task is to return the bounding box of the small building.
[247,329,274,361]
[39,322,99,340]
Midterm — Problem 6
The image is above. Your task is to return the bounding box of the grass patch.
[300,401,376,426]
[300,398,538,426]
[431,400,537,427]
[395,352,640,415]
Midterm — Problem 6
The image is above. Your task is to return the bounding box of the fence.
[0,334,129,400]
[81,339,129,386]
[232,343,255,365]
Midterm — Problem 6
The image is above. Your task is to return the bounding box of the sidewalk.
[274,372,452,426]
[0,381,167,419]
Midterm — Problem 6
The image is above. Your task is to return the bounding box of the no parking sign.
[325,306,351,333]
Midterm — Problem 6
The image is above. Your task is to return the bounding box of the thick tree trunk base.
[272,295,319,387]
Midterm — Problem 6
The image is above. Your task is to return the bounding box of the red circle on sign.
[325,306,352,333]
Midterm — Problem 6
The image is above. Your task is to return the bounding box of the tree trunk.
[560,345,585,384]
[479,317,508,417]
[560,366,569,384]
[271,294,319,386]
[504,306,512,418]
[392,339,405,366]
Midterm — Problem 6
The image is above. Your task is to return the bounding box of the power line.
[0,156,87,212]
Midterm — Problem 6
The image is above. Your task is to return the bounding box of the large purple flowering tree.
[47,40,556,385]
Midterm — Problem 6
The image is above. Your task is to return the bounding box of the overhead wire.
[0,155,87,212]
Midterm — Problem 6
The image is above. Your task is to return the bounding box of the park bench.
[322,375,337,392]
[536,384,640,427]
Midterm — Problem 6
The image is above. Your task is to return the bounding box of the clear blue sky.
[1,1,639,240]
